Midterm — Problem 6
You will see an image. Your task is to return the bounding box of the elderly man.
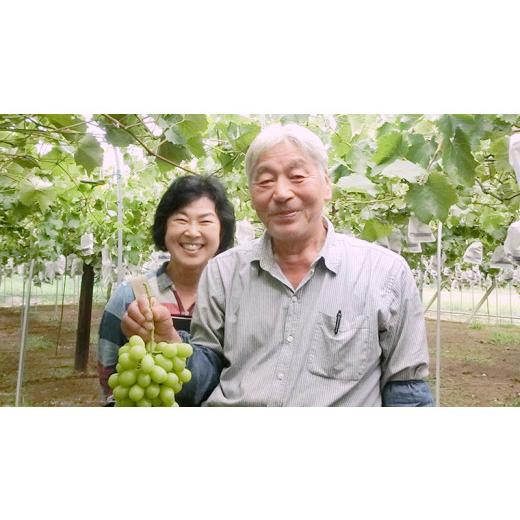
[123,123,433,406]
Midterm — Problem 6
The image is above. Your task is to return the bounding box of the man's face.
[250,141,331,244]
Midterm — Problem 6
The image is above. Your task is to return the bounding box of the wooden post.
[74,263,94,371]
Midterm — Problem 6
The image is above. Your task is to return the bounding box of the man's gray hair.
[245,123,328,183]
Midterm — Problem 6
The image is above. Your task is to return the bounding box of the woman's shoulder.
[104,280,135,316]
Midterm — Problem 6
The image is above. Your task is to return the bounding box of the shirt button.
[277,373,284,380]
[287,335,293,343]
[291,296,297,303]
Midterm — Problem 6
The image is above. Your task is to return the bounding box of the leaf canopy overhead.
[1,113,519,277]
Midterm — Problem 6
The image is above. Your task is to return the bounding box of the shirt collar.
[317,217,340,274]
[251,217,340,275]
[156,261,175,291]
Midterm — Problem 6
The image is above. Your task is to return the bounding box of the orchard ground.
[0,304,519,407]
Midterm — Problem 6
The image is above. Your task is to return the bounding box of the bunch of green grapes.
[108,335,193,407]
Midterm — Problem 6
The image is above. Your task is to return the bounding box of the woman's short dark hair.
[152,174,235,255]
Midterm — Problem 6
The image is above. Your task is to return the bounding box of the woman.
[97,174,235,405]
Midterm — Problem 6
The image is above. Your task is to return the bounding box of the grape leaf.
[442,128,477,186]
[380,159,427,183]
[74,134,104,173]
[337,173,377,196]
[178,114,209,138]
[372,132,402,165]
[18,175,57,212]
[157,142,190,172]
[105,126,135,147]
[361,219,393,241]
[406,172,457,222]
[13,154,40,169]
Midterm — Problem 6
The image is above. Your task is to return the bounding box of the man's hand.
[121,296,181,343]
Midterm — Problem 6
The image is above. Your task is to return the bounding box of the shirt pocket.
[308,312,369,381]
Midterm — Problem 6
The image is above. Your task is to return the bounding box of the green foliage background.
[1,113,519,283]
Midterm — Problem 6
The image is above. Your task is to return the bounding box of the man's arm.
[379,258,433,407]
[178,258,229,405]
[382,380,434,406]
[176,339,226,406]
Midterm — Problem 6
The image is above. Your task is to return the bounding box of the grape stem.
[142,281,155,350]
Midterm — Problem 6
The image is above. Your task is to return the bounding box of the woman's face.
[164,196,221,272]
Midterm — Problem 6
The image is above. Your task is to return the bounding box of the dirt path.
[1,305,519,406]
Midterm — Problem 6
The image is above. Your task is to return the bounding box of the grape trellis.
[2,114,520,404]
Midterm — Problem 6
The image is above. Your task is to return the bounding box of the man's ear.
[323,171,332,201]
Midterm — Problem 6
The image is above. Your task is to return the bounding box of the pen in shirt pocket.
[334,310,342,335]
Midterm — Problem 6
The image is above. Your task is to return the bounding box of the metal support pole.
[53,278,59,320]
[424,290,438,312]
[435,223,442,407]
[465,282,496,323]
[496,281,500,326]
[15,259,35,406]
[20,272,26,329]
[114,147,124,287]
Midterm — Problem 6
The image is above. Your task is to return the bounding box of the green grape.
[172,356,186,373]
[140,354,155,373]
[119,352,137,370]
[129,384,145,402]
[159,386,175,406]
[117,398,135,407]
[176,342,193,358]
[159,342,177,358]
[137,372,151,388]
[119,369,137,387]
[150,365,167,384]
[108,373,119,389]
[129,335,145,348]
[164,372,179,389]
[172,401,179,407]
[129,344,147,362]
[113,385,129,400]
[112,339,192,407]
[155,354,173,372]
[145,382,160,399]
[178,368,192,383]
